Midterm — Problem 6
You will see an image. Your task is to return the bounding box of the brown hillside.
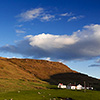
[7,58,76,80]
[0,57,35,80]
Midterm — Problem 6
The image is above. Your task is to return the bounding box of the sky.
[0,0,100,78]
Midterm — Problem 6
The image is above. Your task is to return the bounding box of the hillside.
[0,57,100,91]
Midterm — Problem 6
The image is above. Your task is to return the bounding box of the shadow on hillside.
[43,72,100,87]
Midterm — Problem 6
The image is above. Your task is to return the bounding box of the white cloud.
[68,15,84,22]
[17,8,44,21]
[17,24,23,27]
[68,16,77,22]
[60,12,73,16]
[41,14,55,21]
[15,24,23,27]
[1,24,100,61]
[16,29,26,33]
[17,8,84,23]
[25,33,79,50]
[17,7,56,22]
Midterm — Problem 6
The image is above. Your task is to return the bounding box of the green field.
[0,89,100,100]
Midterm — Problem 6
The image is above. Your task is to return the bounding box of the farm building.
[58,83,67,89]
[58,83,93,90]
[67,84,76,90]
[71,85,76,90]
[77,84,83,90]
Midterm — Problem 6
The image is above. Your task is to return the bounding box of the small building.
[58,83,93,90]
[67,83,76,90]
[67,83,83,90]
[71,85,76,90]
[58,83,67,89]
[77,84,83,90]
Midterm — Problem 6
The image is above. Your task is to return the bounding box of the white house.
[58,83,93,90]
[77,84,83,90]
[67,84,76,90]
[71,85,76,90]
[67,83,83,90]
[58,83,67,89]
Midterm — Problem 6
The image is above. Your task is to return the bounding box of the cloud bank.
[1,24,100,61]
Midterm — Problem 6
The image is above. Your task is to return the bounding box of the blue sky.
[0,0,100,78]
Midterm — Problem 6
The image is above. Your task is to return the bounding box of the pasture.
[0,89,100,100]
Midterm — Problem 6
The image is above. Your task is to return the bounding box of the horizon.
[0,0,100,79]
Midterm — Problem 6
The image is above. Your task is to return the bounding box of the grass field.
[0,79,49,92]
[0,89,100,100]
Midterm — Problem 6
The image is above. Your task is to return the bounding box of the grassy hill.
[0,57,100,91]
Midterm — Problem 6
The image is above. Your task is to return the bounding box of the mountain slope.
[8,58,75,80]
[0,57,100,91]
